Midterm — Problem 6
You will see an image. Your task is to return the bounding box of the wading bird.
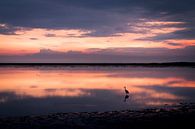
[124,86,129,94]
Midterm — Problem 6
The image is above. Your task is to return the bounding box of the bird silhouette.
[124,86,129,94]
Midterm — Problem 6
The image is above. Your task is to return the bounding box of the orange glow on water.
[0,67,194,107]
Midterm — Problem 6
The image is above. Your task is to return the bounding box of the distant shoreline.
[0,62,195,67]
[0,103,195,129]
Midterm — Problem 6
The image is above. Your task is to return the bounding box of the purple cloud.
[0,47,195,63]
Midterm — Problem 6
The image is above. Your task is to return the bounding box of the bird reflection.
[123,86,130,102]
[124,94,129,102]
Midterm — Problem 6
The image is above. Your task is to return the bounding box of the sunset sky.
[0,0,195,63]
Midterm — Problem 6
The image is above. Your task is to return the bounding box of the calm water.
[0,66,195,117]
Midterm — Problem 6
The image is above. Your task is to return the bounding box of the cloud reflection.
[0,66,195,116]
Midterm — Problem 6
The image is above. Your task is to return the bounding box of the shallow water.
[0,66,195,117]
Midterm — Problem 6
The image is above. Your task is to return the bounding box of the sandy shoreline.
[0,103,195,129]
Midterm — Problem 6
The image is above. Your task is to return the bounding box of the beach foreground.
[0,103,195,129]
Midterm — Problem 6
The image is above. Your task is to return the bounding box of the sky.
[0,0,195,63]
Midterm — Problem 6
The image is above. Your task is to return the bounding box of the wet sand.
[0,103,195,129]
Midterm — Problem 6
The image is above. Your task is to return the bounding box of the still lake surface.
[0,66,195,117]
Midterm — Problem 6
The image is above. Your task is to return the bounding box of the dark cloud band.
[0,46,195,63]
[0,0,195,38]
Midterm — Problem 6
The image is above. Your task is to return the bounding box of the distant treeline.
[0,62,195,67]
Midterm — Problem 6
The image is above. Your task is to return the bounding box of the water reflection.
[124,95,129,102]
[0,66,195,117]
